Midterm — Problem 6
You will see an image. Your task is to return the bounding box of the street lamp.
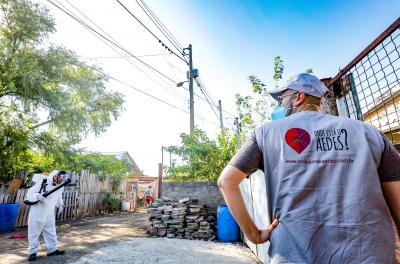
[177,80,188,87]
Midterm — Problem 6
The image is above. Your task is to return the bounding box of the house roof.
[363,85,400,117]
[101,151,143,177]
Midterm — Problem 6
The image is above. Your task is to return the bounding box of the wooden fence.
[0,171,142,227]
[0,187,81,227]
[0,171,107,227]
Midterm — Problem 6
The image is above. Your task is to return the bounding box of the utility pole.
[161,146,164,177]
[218,100,223,130]
[188,44,194,135]
[169,151,172,169]
[234,117,241,148]
[183,44,194,135]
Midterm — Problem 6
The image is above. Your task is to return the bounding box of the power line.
[94,0,234,120]
[197,78,217,106]
[65,0,128,53]
[196,77,235,118]
[47,0,227,128]
[139,0,185,51]
[114,0,188,64]
[49,0,217,115]
[89,66,220,127]
[136,0,182,53]
[137,1,237,121]
[136,0,184,54]
[51,0,186,104]
[49,0,192,110]
[195,78,220,122]
[84,53,172,60]
[47,0,179,85]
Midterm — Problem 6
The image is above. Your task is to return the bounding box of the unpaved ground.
[0,210,148,264]
[70,238,258,264]
[0,210,258,264]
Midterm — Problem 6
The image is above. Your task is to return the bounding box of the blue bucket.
[0,203,20,233]
[217,204,240,242]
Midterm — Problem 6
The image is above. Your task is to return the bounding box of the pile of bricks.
[147,197,216,240]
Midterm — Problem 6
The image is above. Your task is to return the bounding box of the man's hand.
[219,165,277,245]
[34,193,45,201]
[253,219,279,244]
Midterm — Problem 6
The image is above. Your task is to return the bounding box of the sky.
[37,0,400,176]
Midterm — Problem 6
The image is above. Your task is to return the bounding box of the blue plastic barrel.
[217,204,240,242]
[0,203,20,233]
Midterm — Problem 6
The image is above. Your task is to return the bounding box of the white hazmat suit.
[25,170,64,255]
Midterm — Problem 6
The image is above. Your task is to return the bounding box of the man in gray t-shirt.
[218,73,400,263]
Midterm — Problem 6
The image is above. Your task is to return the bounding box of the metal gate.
[329,18,400,150]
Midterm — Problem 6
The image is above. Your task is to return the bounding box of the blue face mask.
[271,105,288,121]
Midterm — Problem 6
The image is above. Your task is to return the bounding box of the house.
[362,85,400,150]
[102,151,143,178]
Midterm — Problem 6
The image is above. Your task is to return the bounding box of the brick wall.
[162,182,225,210]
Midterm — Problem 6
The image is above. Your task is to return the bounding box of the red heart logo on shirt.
[285,128,311,154]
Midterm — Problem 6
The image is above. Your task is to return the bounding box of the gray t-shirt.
[229,111,399,263]
[230,130,400,182]
[145,188,153,196]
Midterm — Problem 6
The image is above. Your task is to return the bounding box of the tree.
[0,106,73,178]
[0,110,31,178]
[0,0,124,143]
[273,55,284,85]
[166,55,286,182]
[165,128,238,182]
[0,0,125,179]
[234,55,285,134]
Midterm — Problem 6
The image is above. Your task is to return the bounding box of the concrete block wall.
[162,182,225,209]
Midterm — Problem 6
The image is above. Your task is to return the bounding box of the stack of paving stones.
[147,197,216,240]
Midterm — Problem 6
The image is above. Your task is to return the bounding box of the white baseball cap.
[269,73,329,101]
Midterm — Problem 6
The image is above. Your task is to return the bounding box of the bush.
[104,192,122,213]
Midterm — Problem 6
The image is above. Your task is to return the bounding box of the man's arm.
[218,165,278,244]
[25,180,43,202]
[377,133,400,236]
[382,181,400,237]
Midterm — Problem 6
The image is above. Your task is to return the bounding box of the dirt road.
[0,210,258,264]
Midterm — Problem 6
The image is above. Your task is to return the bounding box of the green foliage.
[104,192,122,213]
[235,94,255,130]
[236,55,287,133]
[68,153,130,178]
[0,110,31,178]
[166,55,289,182]
[0,108,71,178]
[0,0,125,179]
[248,75,267,95]
[0,0,125,143]
[273,55,284,83]
[27,151,130,179]
[165,128,238,182]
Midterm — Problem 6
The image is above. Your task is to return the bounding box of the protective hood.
[48,170,60,181]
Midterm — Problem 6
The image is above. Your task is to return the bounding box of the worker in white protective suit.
[25,170,67,261]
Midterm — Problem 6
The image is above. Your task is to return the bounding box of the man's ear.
[293,92,306,106]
